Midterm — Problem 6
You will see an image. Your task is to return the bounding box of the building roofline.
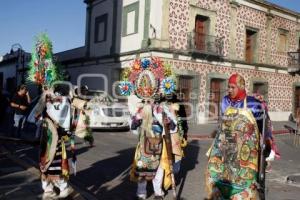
[54,46,86,63]
[249,0,300,17]
[55,46,85,54]
[83,0,94,5]
[59,47,288,71]
[0,51,31,67]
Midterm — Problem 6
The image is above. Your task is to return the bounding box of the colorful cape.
[206,100,260,199]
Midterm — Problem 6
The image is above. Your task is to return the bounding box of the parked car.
[74,88,130,130]
[25,85,131,131]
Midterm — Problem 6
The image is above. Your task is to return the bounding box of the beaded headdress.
[119,57,176,99]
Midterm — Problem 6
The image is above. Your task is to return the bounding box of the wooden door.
[195,16,207,51]
[178,76,192,117]
[294,87,300,119]
[245,33,253,62]
[245,29,257,63]
[209,79,223,120]
[298,39,300,64]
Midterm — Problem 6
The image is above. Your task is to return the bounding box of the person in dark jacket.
[10,84,31,137]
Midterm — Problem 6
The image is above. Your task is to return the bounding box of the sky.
[0,0,299,56]
[0,0,86,56]
[267,0,300,12]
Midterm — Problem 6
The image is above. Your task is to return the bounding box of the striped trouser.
[42,138,69,192]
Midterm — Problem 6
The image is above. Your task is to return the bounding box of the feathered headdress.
[27,33,61,86]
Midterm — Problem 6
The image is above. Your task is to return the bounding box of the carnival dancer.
[166,93,188,176]
[129,99,163,199]
[27,33,74,199]
[253,93,280,172]
[119,57,184,199]
[150,94,188,200]
[35,85,74,199]
[205,73,270,200]
[71,85,94,147]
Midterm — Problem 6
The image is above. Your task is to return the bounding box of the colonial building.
[0,49,31,95]
[57,0,300,124]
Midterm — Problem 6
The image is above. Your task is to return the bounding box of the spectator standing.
[10,84,31,137]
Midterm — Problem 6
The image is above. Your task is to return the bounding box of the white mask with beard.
[46,93,71,130]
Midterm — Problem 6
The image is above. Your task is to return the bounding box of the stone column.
[141,0,151,49]
[84,0,93,58]
[297,17,300,51]
[159,0,170,48]
[229,0,240,60]
[266,12,274,64]
[147,0,170,49]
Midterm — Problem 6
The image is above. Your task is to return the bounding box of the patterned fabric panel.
[206,106,260,199]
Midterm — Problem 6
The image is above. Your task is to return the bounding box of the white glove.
[266,150,275,162]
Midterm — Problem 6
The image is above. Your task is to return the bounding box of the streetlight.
[10,43,25,85]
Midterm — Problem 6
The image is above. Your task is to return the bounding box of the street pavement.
[0,149,42,200]
[1,121,300,199]
[0,142,88,200]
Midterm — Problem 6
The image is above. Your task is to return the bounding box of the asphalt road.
[1,129,300,200]
[0,155,42,200]
[72,131,300,200]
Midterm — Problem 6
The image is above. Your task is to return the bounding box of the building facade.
[57,0,300,124]
[0,50,31,95]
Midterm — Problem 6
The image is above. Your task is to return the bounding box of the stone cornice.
[230,0,240,8]
[266,11,274,20]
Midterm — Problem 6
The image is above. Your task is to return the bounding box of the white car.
[79,89,130,130]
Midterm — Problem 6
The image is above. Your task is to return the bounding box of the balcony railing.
[288,51,300,73]
[187,32,224,57]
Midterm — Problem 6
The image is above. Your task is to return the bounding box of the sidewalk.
[187,121,295,139]
[0,147,42,200]
[0,130,88,200]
